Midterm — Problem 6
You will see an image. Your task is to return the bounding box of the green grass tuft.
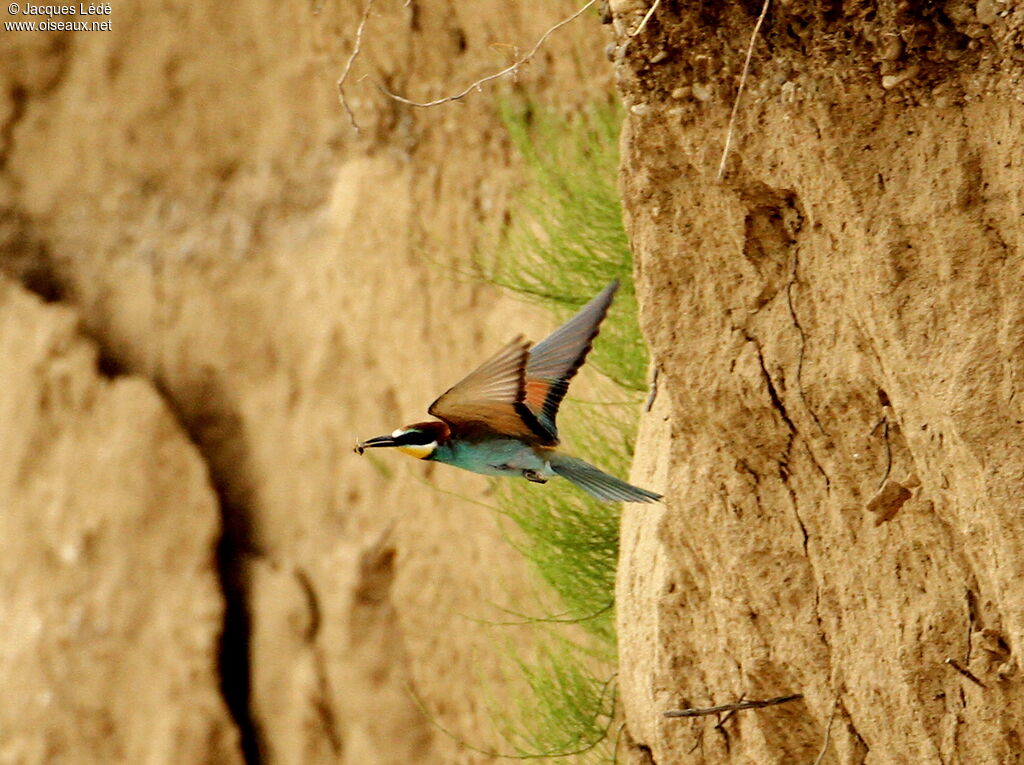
[478,98,647,764]
[495,394,635,649]
[488,635,620,761]
[487,99,647,393]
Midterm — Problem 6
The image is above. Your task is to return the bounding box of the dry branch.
[377,0,597,108]
[663,693,802,719]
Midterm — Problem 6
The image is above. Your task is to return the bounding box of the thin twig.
[874,415,892,492]
[664,693,802,719]
[945,658,987,689]
[713,693,745,732]
[610,721,626,765]
[716,0,771,181]
[337,0,375,134]
[459,599,614,628]
[630,0,662,37]
[812,695,840,765]
[378,0,597,108]
[965,589,976,665]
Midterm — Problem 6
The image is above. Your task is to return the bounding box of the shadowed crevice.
[172,376,266,765]
[0,210,68,303]
[0,269,265,763]
[0,235,263,762]
[215,520,264,765]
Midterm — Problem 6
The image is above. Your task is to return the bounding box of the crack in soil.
[745,335,837,676]
[747,333,831,490]
[786,248,829,443]
[838,696,870,762]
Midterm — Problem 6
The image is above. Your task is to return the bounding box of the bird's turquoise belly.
[434,439,552,478]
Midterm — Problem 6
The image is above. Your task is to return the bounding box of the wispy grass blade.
[475,99,647,764]
[486,99,647,392]
[487,634,619,762]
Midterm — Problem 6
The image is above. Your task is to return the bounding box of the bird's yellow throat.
[397,443,435,460]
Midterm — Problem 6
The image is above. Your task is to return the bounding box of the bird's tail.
[548,454,662,504]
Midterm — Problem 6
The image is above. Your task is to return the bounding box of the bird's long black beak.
[354,434,398,454]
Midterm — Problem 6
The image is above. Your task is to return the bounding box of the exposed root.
[812,695,839,765]
[717,0,771,181]
[337,0,376,134]
[630,0,662,38]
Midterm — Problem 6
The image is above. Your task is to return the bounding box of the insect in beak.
[354,434,399,454]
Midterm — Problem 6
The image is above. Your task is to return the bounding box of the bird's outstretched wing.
[428,280,619,445]
[522,280,619,442]
[428,335,552,443]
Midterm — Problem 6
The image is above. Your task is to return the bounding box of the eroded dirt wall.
[0,279,240,764]
[612,0,1024,762]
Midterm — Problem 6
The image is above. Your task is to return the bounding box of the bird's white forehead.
[392,428,405,438]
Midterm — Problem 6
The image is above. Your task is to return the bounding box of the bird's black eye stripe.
[396,430,433,445]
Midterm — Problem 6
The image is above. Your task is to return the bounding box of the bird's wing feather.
[523,280,619,440]
[428,336,552,443]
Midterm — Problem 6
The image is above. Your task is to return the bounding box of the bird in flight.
[355,280,661,503]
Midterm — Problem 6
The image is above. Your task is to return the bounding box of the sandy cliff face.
[612,0,1024,762]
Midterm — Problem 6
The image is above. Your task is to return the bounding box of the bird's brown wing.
[522,280,618,442]
[428,335,554,444]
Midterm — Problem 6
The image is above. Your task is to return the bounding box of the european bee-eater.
[356,280,661,503]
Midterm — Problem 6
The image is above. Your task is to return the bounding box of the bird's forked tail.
[548,454,661,504]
